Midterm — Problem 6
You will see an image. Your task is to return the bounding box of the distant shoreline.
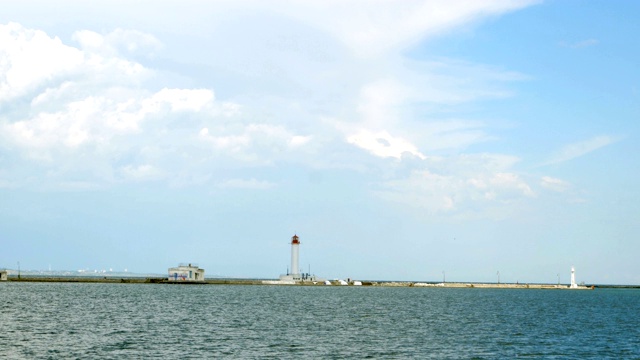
[3,275,639,288]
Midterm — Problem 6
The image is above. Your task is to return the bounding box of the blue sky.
[1,0,638,284]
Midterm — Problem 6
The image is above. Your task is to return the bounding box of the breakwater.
[2,276,604,289]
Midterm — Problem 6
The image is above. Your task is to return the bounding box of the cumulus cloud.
[3,87,222,154]
[0,22,83,102]
[0,23,307,187]
[0,0,538,209]
[0,23,152,113]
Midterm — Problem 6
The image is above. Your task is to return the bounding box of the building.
[0,270,7,281]
[168,263,205,282]
[570,266,578,288]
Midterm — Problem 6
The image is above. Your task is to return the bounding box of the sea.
[1,282,639,359]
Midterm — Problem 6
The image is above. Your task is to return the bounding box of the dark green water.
[1,283,638,359]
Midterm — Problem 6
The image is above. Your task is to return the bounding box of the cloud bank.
[0,1,559,217]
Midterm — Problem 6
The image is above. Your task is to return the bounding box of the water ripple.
[1,283,639,358]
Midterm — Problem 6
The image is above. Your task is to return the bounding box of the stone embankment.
[259,280,594,289]
[4,276,265,285]
[5,276,164,283]
[412,282,594,290]
[3,276,595,289]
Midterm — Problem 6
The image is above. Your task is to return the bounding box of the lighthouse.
[275,233,326,284]
[290,234,300,277]
[570,266,578,288]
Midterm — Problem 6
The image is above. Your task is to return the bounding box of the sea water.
[1,282,638,359]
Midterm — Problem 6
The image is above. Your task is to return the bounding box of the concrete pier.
[2,276,600,289]
[411,282,593,290]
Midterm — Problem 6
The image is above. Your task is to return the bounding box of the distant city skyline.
[1,1,639,284]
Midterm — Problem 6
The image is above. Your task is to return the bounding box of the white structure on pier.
[290,234,300,277]
[278,234,323,283]
[570,266,578,288]
[280,234,303,281]
[168,263,205,282]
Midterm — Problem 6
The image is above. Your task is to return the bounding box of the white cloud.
[289,135,311,147]
[217,178,276,190]
[356,78,409,128]
[544,136,617,165]
[273,0,538,57]
[347,130,426,160]
[377,170,458,212]
[0,0,538,193]
[0,22,153,126]
[540,176,571,192]
[432,153,520,176]
[143,88,215,113]
[560,39,599,49]
[73,28,163,57]
[0,22,83,102]
[419,120,491,152]
[119,164,164,181]
[375,154,533,215]
[403,58,528,104]
[0,23,252,186]
[197,122,312,165]
[3,87,222,155]
[337,60,524,160]
[488,172,534,197]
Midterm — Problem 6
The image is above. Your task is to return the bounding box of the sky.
[1,0,638,284]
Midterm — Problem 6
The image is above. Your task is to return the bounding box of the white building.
[0,270,7,281]
[570,266,578,288]
[168,263,205,282]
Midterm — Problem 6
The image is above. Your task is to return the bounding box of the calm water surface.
[1,282,638,359]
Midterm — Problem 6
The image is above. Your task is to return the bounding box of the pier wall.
[2,276,596,289]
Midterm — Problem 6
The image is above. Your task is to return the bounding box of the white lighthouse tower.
[290,234,300,278]
[273,233,325,284]
[570,266,578,288]
[279,234,303,282]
